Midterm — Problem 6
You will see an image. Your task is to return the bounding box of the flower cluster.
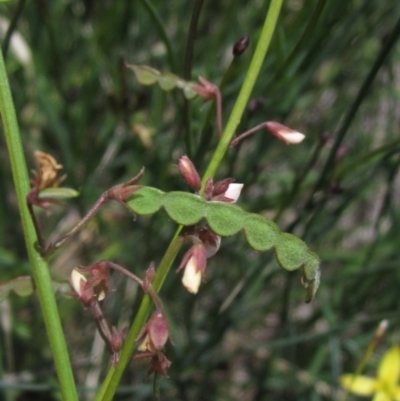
[177,155,242,294]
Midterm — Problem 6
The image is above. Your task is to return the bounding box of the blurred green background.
[1,0,400,400]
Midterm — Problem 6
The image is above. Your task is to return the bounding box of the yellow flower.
[340,346,400,401]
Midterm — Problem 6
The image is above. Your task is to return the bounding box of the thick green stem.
[96,0,283,399]
[0,51,78,400]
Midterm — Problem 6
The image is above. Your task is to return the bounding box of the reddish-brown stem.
[47,169,145,255]
[105,261,164,311]
[229,122,266,147]
[53,194,109,251]
[105,261,144,287]
[90,300,113,354]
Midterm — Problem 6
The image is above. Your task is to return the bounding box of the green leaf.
[243,214,280,251]
[127,187,164,215]
[275,233,311,271]
[182,83,198,100]
[127,188,321,301]
[130,65,160,85]
[12,276,34,296]
[39,187,79,200]
[157,73,179,91]
[205,202,245,236]
[164,192,205,225]
[128,64,199,99]
[0,276,33,302]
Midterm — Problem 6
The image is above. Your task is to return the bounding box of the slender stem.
[230,122,266,147]
[91,300,113,354]
[201,0,284,188]
[153,372,160,401]
[0,51,78,400]
[53,194,109,251]
[105,261,164,310]
[106,261,144,287]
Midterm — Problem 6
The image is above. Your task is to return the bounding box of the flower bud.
[147,311,169,351]
[111,326,126,353]
[137,310,170,352]
[213,178,235,196]
[178,155,201,191]
[178,243,207,294]
[266,121,305,145]
[233,35,250,56]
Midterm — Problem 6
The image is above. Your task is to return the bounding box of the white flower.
[224,183,243,203]
[182,256,202,294]
[71,269,86,297]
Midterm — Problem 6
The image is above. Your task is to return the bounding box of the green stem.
[201,0,284,187]
[96,0,283,398]
[0,52,78,400]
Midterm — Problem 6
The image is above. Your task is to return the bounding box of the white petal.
[182,257,202,294]
[71,269,86,296]
[224,183,243,203]
[278,130,305,144]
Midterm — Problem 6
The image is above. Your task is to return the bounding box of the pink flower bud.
[147,311,169,351]
[111,326,126,353]
[178,243,207,294]
[213,178,235,196]
[266,121,305,145]
[137,310,170,352]
[178,155,201,191]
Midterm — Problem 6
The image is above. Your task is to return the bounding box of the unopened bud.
[233,35,250,56]
[266,121,305,145]
[213,178,235,196]
[111,326,126,353]
[148,311,169,351]
[137,310,170,352]
[178,155,201,191]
